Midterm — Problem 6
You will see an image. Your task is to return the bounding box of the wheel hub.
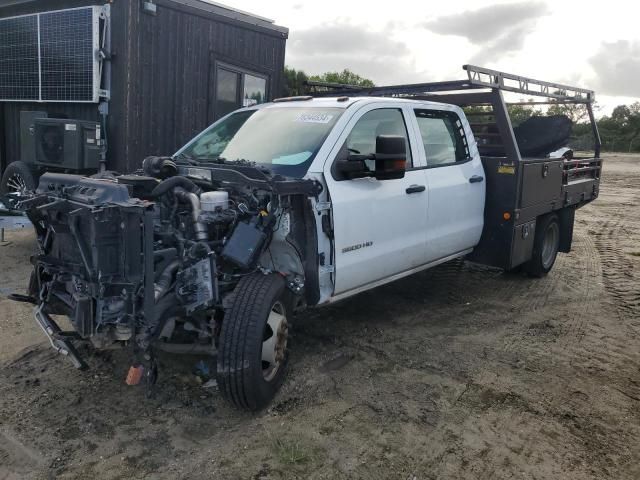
[6,173,28,194]
[541,222,559,269]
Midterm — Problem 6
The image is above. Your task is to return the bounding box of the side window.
[415,110,470,167]
[345,108,413,168]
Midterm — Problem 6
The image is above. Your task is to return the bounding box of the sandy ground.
[0,154,639,480]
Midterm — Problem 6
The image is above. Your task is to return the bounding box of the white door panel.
[329,172,428,293]
[425,158,485,261]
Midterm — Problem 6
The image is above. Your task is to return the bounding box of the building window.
[215,64,268,119]
[243,74,266,107]
[216,68,240,119]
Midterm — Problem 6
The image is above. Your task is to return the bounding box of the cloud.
[423,1,550,63]
[589,40,640,97]
[286,21,425,85]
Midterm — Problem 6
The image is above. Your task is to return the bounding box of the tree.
[309,69,375,87]
[598,102,640,152]
[283,67,375,97]
[506,104,542,126]
[546,103,591,123]
[282,66,309,97]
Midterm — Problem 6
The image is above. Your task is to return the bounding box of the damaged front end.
[22,163,322,383]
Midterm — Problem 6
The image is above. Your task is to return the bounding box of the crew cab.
[19,66,602,410]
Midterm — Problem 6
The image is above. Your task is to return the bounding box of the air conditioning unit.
[34,118,102,171]
[20,111,48,164]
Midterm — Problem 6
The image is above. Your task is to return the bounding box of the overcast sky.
[218,0,638,116]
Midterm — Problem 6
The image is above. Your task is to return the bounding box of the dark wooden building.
[0,0,288,175]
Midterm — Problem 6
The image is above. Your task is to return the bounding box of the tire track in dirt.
[556,227,600,350]
[468,175,640,479]
[447,210,637,480]
[593,217,640,320]
[0,429,46,479]
[495,267,564,360]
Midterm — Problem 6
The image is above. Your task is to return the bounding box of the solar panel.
[40,8,95,102]
[0,14,39,101]
[0,7,101,102]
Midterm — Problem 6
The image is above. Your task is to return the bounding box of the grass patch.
[271,437,311,465]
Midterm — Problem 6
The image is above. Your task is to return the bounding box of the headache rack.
[308,65,603,270]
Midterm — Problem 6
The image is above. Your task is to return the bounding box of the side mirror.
[373,135,407,180]
[335,157,369,179]
[334,135,407,180]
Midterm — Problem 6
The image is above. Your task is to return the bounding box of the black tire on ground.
[525,213,560,278]
[0,161,37,197]
[504,264,524,275]
[217,273,290,411]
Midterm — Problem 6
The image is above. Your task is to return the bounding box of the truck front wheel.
[217,273,290,411]
[525,213,560,277]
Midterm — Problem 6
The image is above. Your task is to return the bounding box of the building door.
[213,62,268,120]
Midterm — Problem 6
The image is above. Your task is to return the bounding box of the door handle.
[406,184,426,194]
[469,175,484,183]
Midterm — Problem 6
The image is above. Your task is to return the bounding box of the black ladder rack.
[462,65,594,103]
[306,64,595,104]
[305,64,601,157]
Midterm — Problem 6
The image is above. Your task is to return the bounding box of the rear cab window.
[414,109,470,167]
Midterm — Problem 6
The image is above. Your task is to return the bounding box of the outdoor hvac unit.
[34,119,102,170]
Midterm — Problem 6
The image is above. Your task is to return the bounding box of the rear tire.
[525,214,560,277]
[217,273,290,411]
[0,161,37,197]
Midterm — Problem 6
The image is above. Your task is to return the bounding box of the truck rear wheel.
[217,273,290,411]
[525,214,560,277]
[1,161,37,197]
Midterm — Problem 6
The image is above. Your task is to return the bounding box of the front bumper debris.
[34,305,88,370]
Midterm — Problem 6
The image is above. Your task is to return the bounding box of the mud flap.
[558,207,575,253]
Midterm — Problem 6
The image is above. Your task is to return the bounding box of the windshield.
[177,107,343,177]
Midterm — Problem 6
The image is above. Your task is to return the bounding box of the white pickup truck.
[21,66,602,410]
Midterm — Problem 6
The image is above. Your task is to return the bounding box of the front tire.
[525,214,560,277]
[0,161,37,197]
[217,273,290,411]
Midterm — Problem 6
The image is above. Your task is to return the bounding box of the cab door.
[411,107,485,262]
[323,104,429,295]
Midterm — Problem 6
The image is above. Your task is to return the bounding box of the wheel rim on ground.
[261,301,288,382]
[541,222,559,269]
[5,173,29,194]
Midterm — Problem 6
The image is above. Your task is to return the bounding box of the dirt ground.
[1,154,639,480]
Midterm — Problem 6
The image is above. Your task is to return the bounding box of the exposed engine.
[22,157,322,369]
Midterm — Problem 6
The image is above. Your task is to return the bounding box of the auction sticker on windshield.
[296,113,334,124]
